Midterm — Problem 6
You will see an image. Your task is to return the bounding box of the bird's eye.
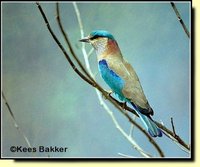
[90,35,99,40]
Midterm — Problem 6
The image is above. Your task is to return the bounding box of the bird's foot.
[121,102,127,110]
[102,90,113,99]
[107,90,113,97]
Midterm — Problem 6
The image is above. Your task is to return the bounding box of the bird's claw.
[122,102,127,110]
[102,90,113,99]
[107,90,113,97]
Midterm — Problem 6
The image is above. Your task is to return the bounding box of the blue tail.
[131,104,162,137]
[137,111,162,137]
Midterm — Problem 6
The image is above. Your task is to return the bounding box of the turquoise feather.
[98,59,125,101]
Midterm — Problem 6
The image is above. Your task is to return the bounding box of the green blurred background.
[2,2,190,158]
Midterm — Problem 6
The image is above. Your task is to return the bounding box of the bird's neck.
[94,39,122,61]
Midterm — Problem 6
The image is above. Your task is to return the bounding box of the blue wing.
[98,59,125,101]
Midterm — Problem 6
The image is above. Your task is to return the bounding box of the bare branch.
[129,115,136,137]
[87,48,94,58]
[170,2,190,38]
[36,2,94,87]
[155,120,190,153]
[55,3,94,82]
[171,117,176,135]
[118,152,136,158]
[2,92,32,148]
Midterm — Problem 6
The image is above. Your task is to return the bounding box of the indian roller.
[80,30,162,137]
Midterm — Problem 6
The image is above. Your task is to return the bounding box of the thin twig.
[155,120,190,153]
[118,152,136,158]
[129,115,136,137]
[56,3,94,82]
[36,2,94,87]
[170,2,190,38]
[2,92,32,148]
[171,117,176,135]
[87,48,94,58]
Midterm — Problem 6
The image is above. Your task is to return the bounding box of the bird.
[79,30,162,137]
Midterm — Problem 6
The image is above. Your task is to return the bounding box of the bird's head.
[79,30,119,56]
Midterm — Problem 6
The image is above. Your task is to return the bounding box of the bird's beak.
[79,36,90,43]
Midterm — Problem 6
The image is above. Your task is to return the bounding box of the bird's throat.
[94,39,121,60]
